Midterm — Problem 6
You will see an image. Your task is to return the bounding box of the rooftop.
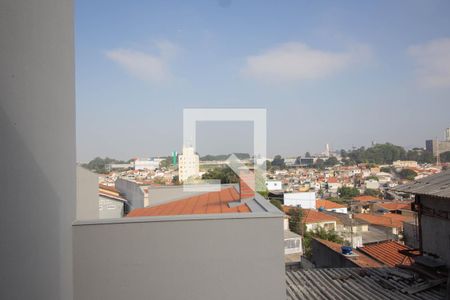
[376,202,412,211]
[302,209,339,224]
[358,241,415,267]
[354,213,412,228]
[314,238,382,268]
[392,170,450,199]
[353,195,381,202]
[127,186,250,217]
[286,268,445,300]
[316,199,347,210]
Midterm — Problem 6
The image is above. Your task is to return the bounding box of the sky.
[76,0,450,162]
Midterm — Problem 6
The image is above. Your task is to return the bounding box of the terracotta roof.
[126,187,250,217]
[302,209,338,224]
[358,241,415,267]
[376,202,412,211]
[354,213,411,228]
[352,195,381,202]
[327,177,338,183]
[314,238,382,268]
[99,185,126,202]
[316,199,346,210]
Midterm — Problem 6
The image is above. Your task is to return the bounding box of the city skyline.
[76,1,450,161]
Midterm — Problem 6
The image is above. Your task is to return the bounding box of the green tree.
[364,188,381,197]
[398,169,418,180]
[288,207,303,235]
[271,155,286,169]
[81,157,128,174]
[338,186,360,198]
[269,199,283,212]
[324,157,339,167]
[440,151,450,163]
[303,227,344,258]
[201,166,239,184]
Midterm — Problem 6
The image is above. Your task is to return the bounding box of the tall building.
[178,146,200,182]
[426,127,450,156]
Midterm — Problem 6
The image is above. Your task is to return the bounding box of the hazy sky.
[76,0,450,162]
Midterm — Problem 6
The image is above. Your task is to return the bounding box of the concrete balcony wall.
[73,214,285,300]
[0,1,75,299]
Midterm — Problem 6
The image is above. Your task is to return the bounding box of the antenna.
[436,137,440,166]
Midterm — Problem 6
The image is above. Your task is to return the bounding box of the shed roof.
[286,268,444,300]
[392,170,450,198]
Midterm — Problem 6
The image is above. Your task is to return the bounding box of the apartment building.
[178,146,200,182]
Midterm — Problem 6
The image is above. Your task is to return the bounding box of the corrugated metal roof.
[286,268,445,300]
[392,170,450,198]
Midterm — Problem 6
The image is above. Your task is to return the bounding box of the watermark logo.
[182,108,267,193]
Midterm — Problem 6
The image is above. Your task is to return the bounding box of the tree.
[270,199,283,212]
[313,159,325,170]
[440,151,450,163]
[324,157,339,167]
[202,166,239,184]
[303,227,344,258]
[338,186,360,199]
[288,207,303,235]
[81,157,128,174]
[364,188,381,197]
[271,155,286,169]
[398,169,417,181]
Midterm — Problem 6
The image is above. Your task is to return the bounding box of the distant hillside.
[200,153,250,161]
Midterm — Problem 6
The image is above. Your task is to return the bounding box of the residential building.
[301,209,338,232]
[354,213,412,237]
[134,158,160,170]
[365,179,380,190]
[393,160,419,169]
[266,180,283,191]
[357,240,415,267]
[310,238,382,268]
[178,146,200,182]
[283,217,302,266]
[284,192,316,208]
[393,170,450,267]
[98,185,127,219]
[315,199,347,214]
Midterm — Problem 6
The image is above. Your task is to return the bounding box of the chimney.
[239,167,255,199]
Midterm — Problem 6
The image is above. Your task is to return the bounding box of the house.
[310,238,382,268]
[393,170,450,268]
[357,240,415,267]
[351,195,382,213]
[323,211,368,247]
[365,179,380,190]
[98,185,127,219]
[326,177,341,193]
[353,213,412,237]
[283,217,302,267]
[316,199,347,214]
[301,209,338,232]
[372,202,412,214]
[283,192,316,209]
[266,180,283,191]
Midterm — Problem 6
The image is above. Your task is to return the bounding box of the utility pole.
[436,137,441,167]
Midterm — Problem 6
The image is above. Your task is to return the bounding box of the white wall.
[0,1,75,299]
[284,192,316,208]
[266,180,283,191]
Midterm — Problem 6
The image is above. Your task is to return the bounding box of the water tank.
[341,246,353,255]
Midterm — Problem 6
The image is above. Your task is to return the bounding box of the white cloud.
[241,42,371,83]
[106,41,178,83]
[408,38,450,88]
